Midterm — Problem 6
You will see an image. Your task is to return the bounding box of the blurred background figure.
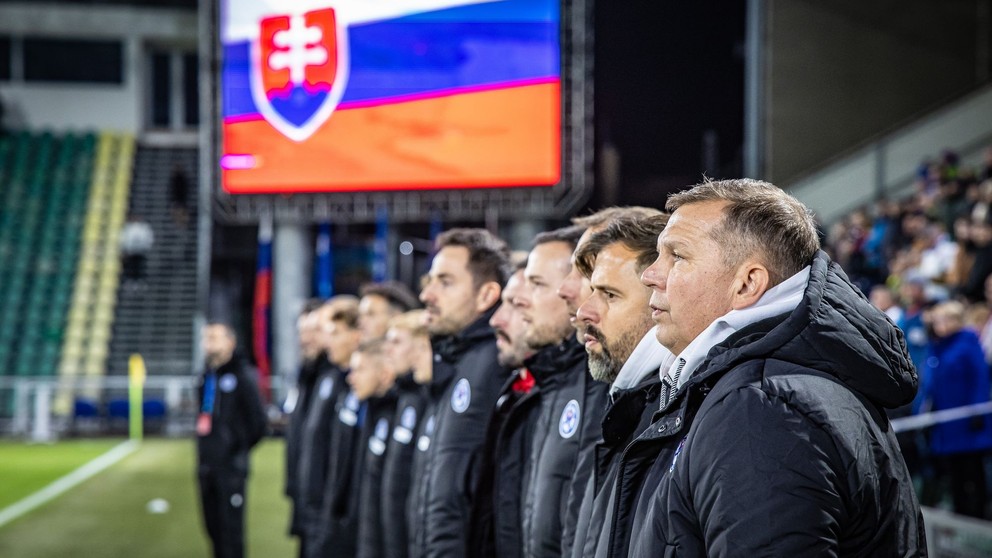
[196,322,267,558]
[119,213,154,289]
[915,300,992,519]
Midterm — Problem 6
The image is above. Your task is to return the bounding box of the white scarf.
[663,266,811,390]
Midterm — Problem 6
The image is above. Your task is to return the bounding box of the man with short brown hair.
[615,179,923,556]
[410,228,511,558]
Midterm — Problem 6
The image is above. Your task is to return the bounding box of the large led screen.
[220,0,562,194]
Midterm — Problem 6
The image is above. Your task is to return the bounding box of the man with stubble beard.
[469,257,537,558]
[409,228,511,558]
[556,207,662,558]
[566,214,673,558]
[510,226,609,558]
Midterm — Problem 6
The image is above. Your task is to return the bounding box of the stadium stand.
[56,132,134,413]
[106,146,198,378]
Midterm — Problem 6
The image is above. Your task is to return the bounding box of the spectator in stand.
[981,146,992,182]
[980,275,992,365]
[870,284,904,324]
[914,300,992,519]
[120,213,155,289]
[169,163,191,229]
[959,217,992,302]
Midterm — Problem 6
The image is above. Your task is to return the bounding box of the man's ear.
[475,281,502,312]
[731,263,770,310]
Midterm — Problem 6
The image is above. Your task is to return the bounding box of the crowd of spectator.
[825,145,992,519]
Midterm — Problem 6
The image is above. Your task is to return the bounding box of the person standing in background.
[196,322,267,558]
[409,228,511,558]
[284,300,327,557]
[915,300,992,518]
[380,309,432,558]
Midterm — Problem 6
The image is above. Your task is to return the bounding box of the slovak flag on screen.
[251,8,349,142]
[221,0,561,194]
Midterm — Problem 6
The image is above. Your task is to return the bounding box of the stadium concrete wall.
[765,0,988,184]
[0,2,196,133]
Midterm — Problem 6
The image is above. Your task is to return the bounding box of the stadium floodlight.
[201,0,593,224]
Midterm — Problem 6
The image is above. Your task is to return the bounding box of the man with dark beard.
[566,214,673,558]
[469,257,536,557]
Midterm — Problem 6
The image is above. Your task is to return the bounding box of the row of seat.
[58,132,134,381]
[0,131,95,379]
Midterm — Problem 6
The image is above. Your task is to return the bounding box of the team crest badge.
[558,399,581,439]
[251,7,350,142]
[451,378,471,414]
[401,406,417,429]
[219,373,238,393]
[318,377,334,400]
[369,417,389,455]
[417,415,436,452]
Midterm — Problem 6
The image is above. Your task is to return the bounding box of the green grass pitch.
[0,438,296,557]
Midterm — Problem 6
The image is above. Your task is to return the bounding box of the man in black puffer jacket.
[565,214,672,558]
[284,301,325,557]
[381,310,431,558]
[609,179,924,557]
[513,227,610,558]
[195,322,267,558]
[410,228,511,558]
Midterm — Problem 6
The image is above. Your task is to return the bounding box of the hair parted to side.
[388,309,429,338]
[323,296,360,329]
[532,225,585,251]
[571,206,663,230]
[435,228,512,288]
[666,178,820,285]
[574,214,670,279]
[354,337,388,358]
[300,298,326,316]
[359,280,421,312]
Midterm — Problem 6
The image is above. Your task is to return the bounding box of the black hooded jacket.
[297,361,348,538]
[567,375,661,558]
[381,373,429,558]
[286,355,322,535]
[519,337,608,558]
[355,391,400,558]
[608,252,925,557]
[195,356,267,475]
[408,309,508,558]
[469,368,540,558]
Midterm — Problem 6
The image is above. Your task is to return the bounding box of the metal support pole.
[744,0,766,179]
[273,222,311,404]
[32,383,53,443]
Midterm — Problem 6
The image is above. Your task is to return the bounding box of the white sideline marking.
[0,439,139,529]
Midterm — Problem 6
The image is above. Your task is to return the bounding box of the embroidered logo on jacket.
[558,399,581,439]
[219,374,238,393]
[451,378,471,413]
[393,406,418,444]
[370,417,389,456]
[339,392,360,426]
[417,415,436,452]
[318,377,334,400]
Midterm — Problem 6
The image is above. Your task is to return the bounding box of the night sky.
[592,0,746,208]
